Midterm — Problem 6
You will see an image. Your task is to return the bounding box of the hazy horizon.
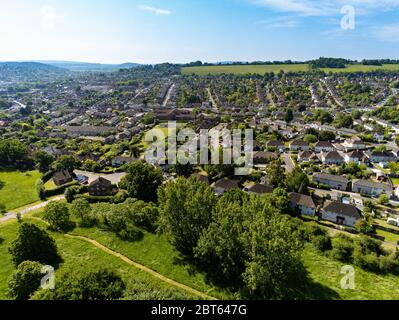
[1,0,399,64]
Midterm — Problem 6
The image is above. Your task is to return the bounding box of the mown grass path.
[27,216,217,300]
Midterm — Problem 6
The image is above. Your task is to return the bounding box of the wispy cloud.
[256,16,300,28]
[251,0,399,16]
[40,5,57,29]
[138,5,171,15]
[373,24,399,42]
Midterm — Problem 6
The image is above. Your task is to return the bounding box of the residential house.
[88,177,113,196]
[253,151,278,164]
[244,183,274,195]
[321,201,362,227]
[342,137,366,152]
[313,173,349,191]
[315,141,335,153]
[289,192,316,216]
[52,170,73,186]
[344,150,366,164]
[352,179,393,198]
[367,151,398,164]
[321,151,345,165]
[112,156,137,167]
[192,173,210,185]
[213,179,241,196]
[298,151,320,163]
[266,140,285,152]
[289,139,309,152]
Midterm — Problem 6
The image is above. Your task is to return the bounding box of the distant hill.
[0,62,68,82]
[38,61,140,72]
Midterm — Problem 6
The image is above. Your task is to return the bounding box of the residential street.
[283,153,296,173]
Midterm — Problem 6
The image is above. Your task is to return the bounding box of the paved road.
[0,195,65,223]
[283,153,296,173]
[74,170,126,185]
[206,88,219,112]
[162,83,175,107]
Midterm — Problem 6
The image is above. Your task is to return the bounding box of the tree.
[286,166,310,194]
[7,261,43,300]
[378,194,389,206]
[265,160,285,188]
[195,200,248,286]
[70,198,93,227]
[8,223,60,267]
[158,177,217,256]
[319,131,335,142]
[0,139,29,167]
[33,268,125,300]
[285,109,294,123]
[43,202,71,232]
[52,155,79,172]
[171,162,194,177]
[119,161,163,202]
[33,151,54,173]
[304,134,318,144]
[141,113,155,125]
[242,208,304,299]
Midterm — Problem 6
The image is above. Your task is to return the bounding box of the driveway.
[74,170,126,185]
[283,153,295,173]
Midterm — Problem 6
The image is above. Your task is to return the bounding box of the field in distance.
[182,64,399,75]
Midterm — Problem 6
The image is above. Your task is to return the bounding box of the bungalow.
[53,170,73,186]
[213,179,241,196]
[315,141,335,153]
[313,173,349,191]
[253,151,278,164]
[289,139,309,152]
[342,137,366,152]
[344,150,366,164]
[244,183,274,195]
[321,201,362,227]
[321,151,345,165]
[88,177,113,196]
[298,151,320,163]
[367,151,398,164]
[112,156,137,167]
[66,126,115,137]
[352,179,393,198]
[266,140,285,152]
[289,192,316,216]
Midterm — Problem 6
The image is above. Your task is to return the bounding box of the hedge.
[44,180,79,197]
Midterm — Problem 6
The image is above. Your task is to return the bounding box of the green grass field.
[182,64,310,75]
[4,209,399,300]
[182,64,399,75]
[0,218,196,300]
[0,170,41,211]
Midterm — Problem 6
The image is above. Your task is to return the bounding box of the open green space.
[0,170,41,211]
[182,64,399,75]
[0,218,196,300]
[182,64,310,75]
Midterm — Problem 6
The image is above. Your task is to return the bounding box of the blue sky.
[0,0,399,64]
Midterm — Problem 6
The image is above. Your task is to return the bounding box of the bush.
[7,261,43,300]
[356,236,384,256]
[118,224,144,242]
[379,255,399,274]
[311,234,332,252]
[353,249,380,273]
[330,235,354,263]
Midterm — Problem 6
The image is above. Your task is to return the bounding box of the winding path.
[65,234,217,300]
[24,216,217,300]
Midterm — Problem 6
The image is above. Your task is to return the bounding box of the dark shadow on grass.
[0,180,4,190]
[0,237,4,245]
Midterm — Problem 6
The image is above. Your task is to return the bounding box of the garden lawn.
[0,170,41,211]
